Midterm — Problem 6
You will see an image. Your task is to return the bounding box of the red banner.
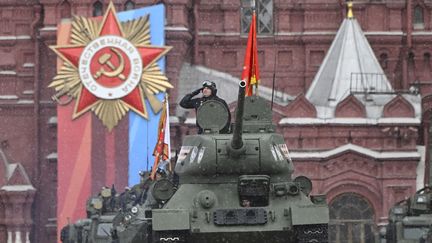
[241,11,260,96]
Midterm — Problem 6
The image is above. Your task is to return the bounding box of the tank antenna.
[271,36,277,110]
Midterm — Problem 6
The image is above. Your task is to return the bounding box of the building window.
[424,53,431,77]
[379,53,388,70]
[413,5,424,29]
[329,193,376,243]
[425,53,431,61]
[93,1,103,17]
[124,0,135,11]
[60,0,72,19]
[241,0,273,35]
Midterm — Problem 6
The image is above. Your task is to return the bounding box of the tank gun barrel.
[231,80,247,150]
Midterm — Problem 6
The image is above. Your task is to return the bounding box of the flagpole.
[164,93,172,173]
[252,0,258,96]
[252,7,257,96]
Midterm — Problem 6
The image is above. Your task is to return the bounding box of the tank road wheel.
[295,224,328,243]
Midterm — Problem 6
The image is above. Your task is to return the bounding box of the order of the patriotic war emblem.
[49,2,172,130]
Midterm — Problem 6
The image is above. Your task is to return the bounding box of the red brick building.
[0,0,431,242]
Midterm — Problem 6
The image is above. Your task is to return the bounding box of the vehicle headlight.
[393,206,405,215]
[417,195,427,203]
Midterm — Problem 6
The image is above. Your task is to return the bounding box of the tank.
[111,81,329,243]
[60,172,156,243]
[383,186,432,242]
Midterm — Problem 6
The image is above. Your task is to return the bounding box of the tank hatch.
[196,100,230,134]
[242,96,275,133]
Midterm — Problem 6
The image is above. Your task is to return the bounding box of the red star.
[51,3,170,119]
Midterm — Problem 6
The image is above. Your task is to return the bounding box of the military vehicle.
[110,80,329,243]
[60,172,156,243]
[384,186,432,242]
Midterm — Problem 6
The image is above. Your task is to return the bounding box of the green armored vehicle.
[384,186,432,242]
[112,81,329,243]
[60,172,156,243]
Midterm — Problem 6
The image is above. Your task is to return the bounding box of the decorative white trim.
[15,231,22,243]
[290,143,420,160]
[0,71,17,75]
[22,90,34,95]
[48,117,57,125]
[198,31,407,37]
[40,26,57,31]
[416,146,425,190]
[7,231,12,243]
[22,63,34,68]
[17,100,34,104]
[0,95,18,100]
[198,32,240,36]
[1,185,36,191]
[46,153,58,161]
[0,35,31,41]
[279,117,421,125]
[412,32,432,36]
[365,31,405,36]
[165,26,189,31]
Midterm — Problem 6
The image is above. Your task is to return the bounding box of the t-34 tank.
[113,81,329,243]
[383,187,432,242]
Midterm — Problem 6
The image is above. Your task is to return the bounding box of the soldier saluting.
[180,80,231,134]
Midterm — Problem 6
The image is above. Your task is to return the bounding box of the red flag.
[150,97,170,180]
[241,10,260,96]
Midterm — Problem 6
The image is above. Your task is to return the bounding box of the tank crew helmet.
[202,80,217,96]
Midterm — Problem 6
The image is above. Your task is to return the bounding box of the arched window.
[241,0,273,35]
[124,0,135,11]
[329,193,376,243]
[60,0,72,19]
[93,1,103,17]
[413,5,424,29]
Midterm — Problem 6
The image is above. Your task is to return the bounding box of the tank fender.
[291,205,329,225]
[152,209,190,231]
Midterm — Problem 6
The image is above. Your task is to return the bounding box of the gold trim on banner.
[122,15,151,46]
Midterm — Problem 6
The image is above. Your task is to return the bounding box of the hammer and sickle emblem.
[93,48,126,80]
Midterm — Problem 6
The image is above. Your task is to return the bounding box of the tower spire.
[347,1,354,19]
